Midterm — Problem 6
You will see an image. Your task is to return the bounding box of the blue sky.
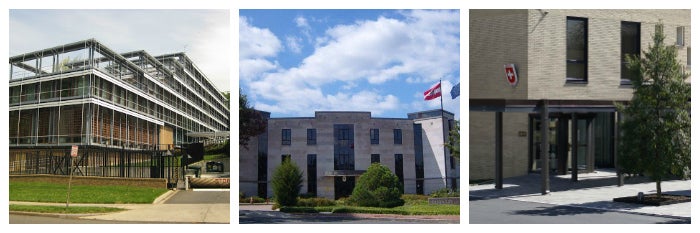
[9,9,230,92]
[239,9,460,119]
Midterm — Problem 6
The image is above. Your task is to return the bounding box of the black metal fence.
[9,144,192,188]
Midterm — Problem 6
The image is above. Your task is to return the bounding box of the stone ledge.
[428,197,460,205]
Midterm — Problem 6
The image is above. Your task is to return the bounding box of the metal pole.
[540,100,550,195]
[495,111,503,189]
[572,113,578,182]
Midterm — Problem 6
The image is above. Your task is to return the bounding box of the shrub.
[297,197,336,207]
[348,163,405,208]
[239,196,266,204]
[430,188,460,198]
[271,158,304,207]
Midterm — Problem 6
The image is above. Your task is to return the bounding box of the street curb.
[9,211,98,219]
[153,189,179,204]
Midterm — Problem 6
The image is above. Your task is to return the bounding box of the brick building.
[469,10,690,184]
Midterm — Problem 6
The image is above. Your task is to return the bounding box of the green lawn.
[280,195,460,215]
[10,204,125,214]
[10,181,168,204]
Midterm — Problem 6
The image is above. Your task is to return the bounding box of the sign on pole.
[70,145,78,157]
[504,64,519,87]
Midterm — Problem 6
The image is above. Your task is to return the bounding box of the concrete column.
[495,111,503,189]
[540,100,550,195]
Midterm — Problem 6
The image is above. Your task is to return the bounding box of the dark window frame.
[393,129,402,145]
[307,154,317,195]
[307,128,316,145]
[371,154,380,164]
[370,128,379,144]
[281,129,291,145]
[621,21,641,85]
[566,16,589,83]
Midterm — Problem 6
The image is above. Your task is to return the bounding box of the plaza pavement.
[469,169,691,219]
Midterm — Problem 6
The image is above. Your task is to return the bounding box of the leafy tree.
[348,163,405,208]
[445,120,460,161]
[221,91,231,108]
[617,23,690,197]
[271,158,304,207]
[239,89,267,149]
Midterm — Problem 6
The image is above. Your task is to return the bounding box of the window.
[371,154,380,164]
[307,128,316,145]
[281,129,291,145]
[282,154,291,163]
[621,21,641,84]
[394,154,404,187]
[370,128,379,144]
[393,129,402,144]
[450,156,456,169]
[677,26,685,46]
[307,154,317,195]
[566,17,588,82]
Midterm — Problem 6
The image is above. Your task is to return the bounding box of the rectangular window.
[307,154,317,195]
[567,17,588,82]
[371,154,380,164]
[450,156,456,169]
[677,26,685,46]
[282,154,291,163]
[307,128,316,145]
[621,21,641,84]
[393,129,402,144]
[370,128,379,144]
[281,129,291,145]
[394,154,404,188]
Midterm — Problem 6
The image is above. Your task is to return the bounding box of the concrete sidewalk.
[469,170,690,219]
[10,190,230,224]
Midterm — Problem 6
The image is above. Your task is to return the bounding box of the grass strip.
[10,204,125,214]
[10,181,167,204]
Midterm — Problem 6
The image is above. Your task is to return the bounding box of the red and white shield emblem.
[504,64,518,87]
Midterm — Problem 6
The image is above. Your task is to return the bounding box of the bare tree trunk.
[656,180,661,197]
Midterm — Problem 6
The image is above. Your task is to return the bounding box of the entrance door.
[530,114,594,174]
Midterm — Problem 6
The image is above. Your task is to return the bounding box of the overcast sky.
[240,9,460,119]
[9,9,230,92]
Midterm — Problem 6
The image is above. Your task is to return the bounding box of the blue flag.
[450,82,460,99]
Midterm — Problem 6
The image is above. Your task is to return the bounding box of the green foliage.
[445,120,460,161]
[296,197,336,207]
[348,163,405,208]
[281,204,460,215]
[239,89,268,149]
[430,188,460,198]
[239,196,266,204]
[617,23,691,196]
[271,159,304,207]
[9,181,166,204]
[204,140,229,156]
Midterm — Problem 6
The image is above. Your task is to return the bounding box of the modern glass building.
[9,39,230,178]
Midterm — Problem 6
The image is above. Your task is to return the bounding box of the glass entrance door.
[530,117,558,172]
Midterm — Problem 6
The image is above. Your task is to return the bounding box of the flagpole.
[439,79,449,189]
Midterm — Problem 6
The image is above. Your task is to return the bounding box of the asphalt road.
[239,210,459,224]
[469,197,689,224]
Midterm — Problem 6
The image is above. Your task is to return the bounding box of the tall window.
[393,129,402,144]
[567,17,588,82]
[621,21,641,84]
[281,129,291,145]
[307,154,317,195]
[370,128,379,144]
[677,26,685,46]
[307,128,316,145]
[395,154,404,188]
[371,154,380,164]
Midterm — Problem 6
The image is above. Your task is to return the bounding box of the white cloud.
[295,16,310,29]
[239,16,282,81]
[285,36,303,54]
[242,10,460,117]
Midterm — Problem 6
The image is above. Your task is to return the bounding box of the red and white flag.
[423,82,442,101]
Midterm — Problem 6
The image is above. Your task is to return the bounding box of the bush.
[430,188,460,198]
[297,197,336,207]
[271,159,304,207]
[239,196,266,204]
[348,163,405,208]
